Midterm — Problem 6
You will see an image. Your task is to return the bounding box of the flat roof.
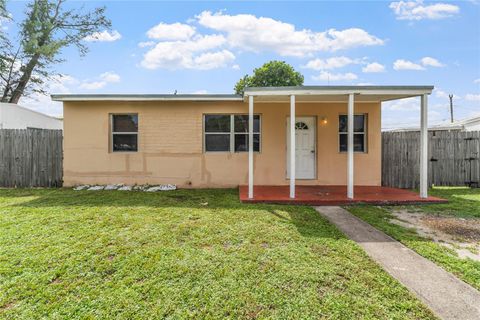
[244,85,433,97]
[51,85,434,102]
[244,85,434,103]
[245,85,434,92]
[51,94,243,102]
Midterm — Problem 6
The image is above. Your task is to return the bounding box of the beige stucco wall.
[63,100,382,187]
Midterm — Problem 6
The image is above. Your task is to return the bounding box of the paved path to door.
[315,206,480,320]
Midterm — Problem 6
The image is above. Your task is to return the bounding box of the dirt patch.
[0,301,16,311]
[390,209,480,262]
[422,217,480,242]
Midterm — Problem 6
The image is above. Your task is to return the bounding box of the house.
[0,103,63,130]
[52,85,439,203]
[387,115,480,132]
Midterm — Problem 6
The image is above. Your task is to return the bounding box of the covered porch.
[242,86,437,203]
[239,185,447,205]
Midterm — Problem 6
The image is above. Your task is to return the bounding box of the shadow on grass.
[0,188,344,240]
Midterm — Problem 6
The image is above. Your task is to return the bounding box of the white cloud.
[362,62,385,73]
[140,11,384,70]
[389,1,460,20]
[435,89,449,99]
[192,50,236,70]
[80,71,121,90]
[196,11,384,57]
[19,75,77,116]
[232,64,240,70]
[421,56,444,67]
[474,79,480,84]
[312,71,358,82]
[99,71,121,83]
[383,97,419,111]
[435,89,460,100]
[80,81,106,90]
[382,110,444,129]
[393,57,444,71]
[138,41,155,48]
[465,94,480,101]
[0,13,12,31]
[304,56,357,70]
[146,22,196,40]
[393,59,425,70]
[84,30,122,42]
[193,90,208,94]
[140,34,231,70]
[18,72,121,115]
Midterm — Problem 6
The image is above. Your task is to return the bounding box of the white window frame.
[203,114,232,153]
[110,113,139,153]
[203,114,261,153]
[338,113,367,153]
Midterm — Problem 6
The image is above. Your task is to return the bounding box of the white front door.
[286,116,316,179]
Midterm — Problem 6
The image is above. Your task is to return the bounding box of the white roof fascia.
[244,88,433,97]
[51,94,243,102]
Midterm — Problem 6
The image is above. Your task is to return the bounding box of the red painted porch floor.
[239,185,447,205]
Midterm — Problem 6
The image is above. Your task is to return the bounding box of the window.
[295,122,309,130]
[233,115,260,152]
[204,114,261,152]
[339,114,366,152]
[111,114,138,152]
[204,115,231,152]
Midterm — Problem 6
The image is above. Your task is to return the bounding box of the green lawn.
[416,187,480,218]
[0,189,435,319]
[347,187,480,291]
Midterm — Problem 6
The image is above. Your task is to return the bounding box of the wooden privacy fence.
[382,131,480,188]
[0,129,63,187]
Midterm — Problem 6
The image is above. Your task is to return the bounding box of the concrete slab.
[239,185,447,205]
[315,206,480,320]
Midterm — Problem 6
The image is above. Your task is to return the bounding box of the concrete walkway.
[315,206,480,320]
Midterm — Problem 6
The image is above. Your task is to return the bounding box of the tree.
[234,60,304,95]
[0,0,7,20]
[0,0,111,103]
[0,0,10,50]
[0,0,12,89]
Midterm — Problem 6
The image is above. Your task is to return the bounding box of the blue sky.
[4,0,480,128]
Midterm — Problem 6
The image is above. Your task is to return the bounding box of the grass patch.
[418,187,480,218]
[347,187,480,290]
[0,188,435,319]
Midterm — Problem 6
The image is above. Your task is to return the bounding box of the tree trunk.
[8,53,40,104]
[1,86,11,102]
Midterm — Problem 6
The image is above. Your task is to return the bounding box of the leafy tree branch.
[234,61,304,95]
[0,0,111,103]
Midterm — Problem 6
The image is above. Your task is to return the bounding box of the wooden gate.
[382,131,480,188]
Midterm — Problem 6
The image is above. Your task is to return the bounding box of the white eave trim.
[244,88,434,97]
[51,94,244,102]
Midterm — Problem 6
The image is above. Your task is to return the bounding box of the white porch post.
[248,95,254,199]
[290,95,296,198]
[420,94,428,198]
[347,93,354,199]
